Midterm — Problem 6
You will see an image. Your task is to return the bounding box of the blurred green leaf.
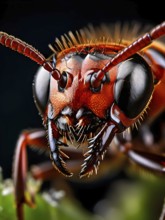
[0,168,96,220]
[100,172,165,220]
[1,166,165,220]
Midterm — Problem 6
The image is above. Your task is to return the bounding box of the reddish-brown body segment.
[50,50,118,119]
[143,42,165,121]
[0,21,165,220]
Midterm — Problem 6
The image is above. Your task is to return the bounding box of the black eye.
[114,54,154,118]
[33,67,50,115]
[58,71,73,92]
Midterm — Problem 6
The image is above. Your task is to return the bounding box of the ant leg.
[31,159,82,180]
[13,128,47,220]
[117,130,165,175]
[126,148,165,174]
[14,129,84,220]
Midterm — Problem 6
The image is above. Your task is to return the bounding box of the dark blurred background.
[0,0,164,178]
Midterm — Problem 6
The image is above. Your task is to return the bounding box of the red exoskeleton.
[0,21,165,220]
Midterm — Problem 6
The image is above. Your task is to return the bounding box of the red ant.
[0,21,165,220]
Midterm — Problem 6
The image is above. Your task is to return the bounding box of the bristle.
[75,30,83,44]
[55,37,65,51]
[62,34,72,48]
[68,31,79,46]
[48,44,57,54]
[61,35,69,49]
[50,21,153,59]
[79,29,88,44]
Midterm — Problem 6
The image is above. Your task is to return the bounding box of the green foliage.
[0,168,96,220]
[100,172,165,220]
[1,166,165,220]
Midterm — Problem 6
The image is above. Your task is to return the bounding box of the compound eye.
[114,54,154,118]
[33,67,50,115]
[58,71,73,92]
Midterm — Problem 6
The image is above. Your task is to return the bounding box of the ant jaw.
[47,104,127,178]
[48,119,73,177]
[79,104,129,177]
[80,122,118,178]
